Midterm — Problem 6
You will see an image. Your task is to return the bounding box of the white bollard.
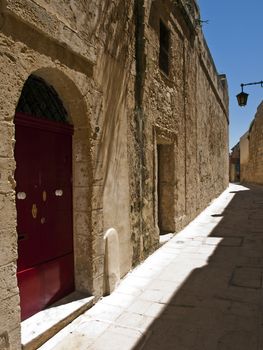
[103,228,120,295]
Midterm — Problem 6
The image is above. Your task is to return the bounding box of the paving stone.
[83,302,124,322]
[142,322,199,350]
[138,289,172,304]
[115,311,154,331]
[131,265,161,279]
[121,275,152,289]
[99,293,136,308]
[204,236,243,247]
[39,319,110,350]
[197,244,218,255]
[228,300,258,317]
[182,245,201,253]
[127,299,153,315]
[156,267,192,283]
[115,284,142,297]
[143,302,165,318]
[43,333,95,350]
[147,278,178,292]
[230,266,262,289]
[216,330,258,350]
[88,328,142,350]
[221,237,244,246]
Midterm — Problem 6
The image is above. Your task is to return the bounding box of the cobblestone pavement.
[39,183,263,350]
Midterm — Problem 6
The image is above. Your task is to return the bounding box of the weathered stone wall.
[240,102,263,184]
[133,0,229,260]
[240,131,249,181]
[229,143,240,182]
[0,0,228,348]
[240,132,249,166]
[0,1,135,348]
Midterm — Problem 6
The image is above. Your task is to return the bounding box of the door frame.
[15,112,75,319]
[14,69,103,303]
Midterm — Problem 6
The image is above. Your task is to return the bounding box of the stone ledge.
[4,0,96,68]
[21,292,94,350]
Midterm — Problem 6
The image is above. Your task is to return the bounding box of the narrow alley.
[38,183,263,350]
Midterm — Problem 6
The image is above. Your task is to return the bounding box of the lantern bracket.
[241,80,263,92]
[237,80,263,107]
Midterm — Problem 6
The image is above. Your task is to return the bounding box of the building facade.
[229,142,240,182]
[0,0,228,348]
[240,101,263,184]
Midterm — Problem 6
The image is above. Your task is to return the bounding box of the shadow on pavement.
[134,184,263,350]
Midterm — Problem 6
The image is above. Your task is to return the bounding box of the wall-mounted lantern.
[236,81,263,107]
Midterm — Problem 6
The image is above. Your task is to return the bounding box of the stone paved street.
[39,183,263,350]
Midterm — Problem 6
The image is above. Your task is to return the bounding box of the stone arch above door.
[15,67,97,300]
[16,74,70,123]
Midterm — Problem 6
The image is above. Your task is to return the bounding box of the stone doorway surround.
[21,67,97,299]
[9,67,104,348]
[15,75,75,321]
[154,126,177,236]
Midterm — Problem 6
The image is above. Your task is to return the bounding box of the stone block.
[0,294,20,335]
[0,332,9,350]
[91,185,103,210]
[73,187,90,212]
[91,209,104,237]
[0,262,18,301]
[8,327,21,350]
[92,255,104,278]
[92,236,105,256]
[74,211,90,236]
[0,158,16,190]
[92,274,104,298]
[74,162,90,187]
[74,234,90,259]
[0,229,17,266]
[0,123,14,158]
[0,193,17,230]
[73,128,91,162]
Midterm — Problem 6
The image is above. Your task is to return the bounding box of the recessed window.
[159,20,170,75]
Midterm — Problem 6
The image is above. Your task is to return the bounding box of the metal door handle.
[32,204,37,219]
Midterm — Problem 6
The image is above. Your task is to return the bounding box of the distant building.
[240,131,250,181]
[229,142,240,182]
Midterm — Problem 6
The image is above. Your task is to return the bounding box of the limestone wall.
[0,1,135,348]
[0,0,228,348]
[240,131,249,181]
[240,132,249,165]
[240,102,263,184]
[131,0,229,261]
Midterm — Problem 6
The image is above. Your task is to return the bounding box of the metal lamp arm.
[241,81,263,92]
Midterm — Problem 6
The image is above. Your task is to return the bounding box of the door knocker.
[32,203,38,219]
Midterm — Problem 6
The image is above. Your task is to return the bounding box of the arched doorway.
[15,75,75,321]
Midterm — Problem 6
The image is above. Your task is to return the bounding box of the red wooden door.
[15,113,74,321]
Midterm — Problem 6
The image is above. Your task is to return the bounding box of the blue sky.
[198,0,263,149]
